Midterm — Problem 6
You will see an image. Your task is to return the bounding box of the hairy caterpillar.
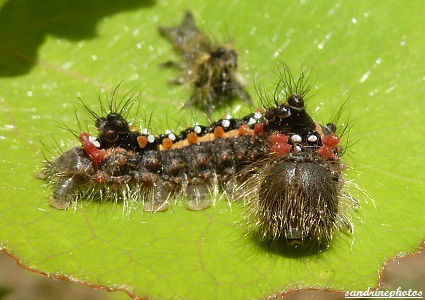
[38,70,356,245]
[158,10,252,115]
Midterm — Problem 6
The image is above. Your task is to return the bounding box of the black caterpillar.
[38,71,356,245]
[159,11,252,114]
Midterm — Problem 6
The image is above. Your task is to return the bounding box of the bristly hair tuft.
[254,64,314,110]
[78,83,142,123]
[274,64,313,102]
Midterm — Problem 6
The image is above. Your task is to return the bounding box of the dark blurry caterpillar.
[158,11,252,115]
[38,69,357,245]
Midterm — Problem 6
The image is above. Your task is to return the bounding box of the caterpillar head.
[95,112,130,148]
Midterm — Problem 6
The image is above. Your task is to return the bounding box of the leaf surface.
[0,0,424,299]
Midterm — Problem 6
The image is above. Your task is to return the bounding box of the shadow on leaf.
[0,0,155,77]
[248,232,330,258]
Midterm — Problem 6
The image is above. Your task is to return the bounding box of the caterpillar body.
[39,73,355,245]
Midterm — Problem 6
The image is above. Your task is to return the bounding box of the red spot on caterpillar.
[137,136,148,148]
[238,124,250,136]
[214,126,224,138]
[317,145,335,160]
[254,123,264,135]
[162,137,173,149]
[322,134,340,149]
[79,132,105,164]
[271,142,292,157]
[270,132,289,144]
[79,132,90,144]
[95,172,108,183]
[117,155,127,166]
[187,132,198,144]
[269,132,291,157]
[92,150,106,164]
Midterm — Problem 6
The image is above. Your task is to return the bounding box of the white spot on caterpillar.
[89,136,100,148]
[147,135,155,143]
[168,133,176,141]
[291,134,302,143]
[222,119,230,128]
[295,145,302,152]
[165,129,171,134]
[308,135,318,142]
[141,128,149,135]
[248,118,256,125]
[254,111,262,119]
[194,125,202,134]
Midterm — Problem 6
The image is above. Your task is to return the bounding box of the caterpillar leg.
[144,181,170,212]
[186,184,210,211]
[50,176,81,210]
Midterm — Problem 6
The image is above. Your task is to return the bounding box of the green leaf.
[0,0,424,299]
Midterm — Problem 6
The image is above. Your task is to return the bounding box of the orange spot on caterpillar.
[238,124,250,136]
[254,123,264,135]
[137,136,148,148]
[187,132,199,144]
[214,126,224,138]
[322,134,340,149]
[162,137,173,149]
